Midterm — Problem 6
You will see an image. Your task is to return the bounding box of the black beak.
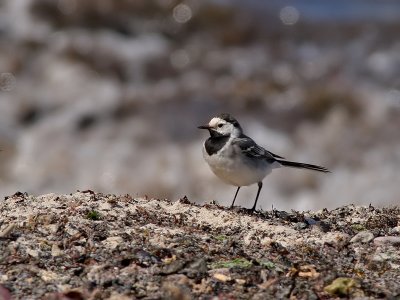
[198,125,211,130]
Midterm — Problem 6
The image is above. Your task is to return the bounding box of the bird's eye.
[218,123,224,128]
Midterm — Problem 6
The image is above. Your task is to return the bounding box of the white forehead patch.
[209,117,225,127]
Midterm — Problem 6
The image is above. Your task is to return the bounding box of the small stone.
[372,252,392,262]
[181,258,208,278]
[108,292,132,300]
[102,236,124,250]
[0,223,15,237]
[65,225,80,236]
[73,246,85,254]
[162,282,191,300]
[26,249,39,258]
[45,224,59,234]
[295,222,307,230]
[315,232,350,248]
[134,249,161,267]
[350,231,374,244]
[51,244,63,257]
[213,273,231,282]
[274,210,291,220]
[40,270,59,282]
[317,221,331,232]
[159,260,186,275]
[373,236,400,246]
[98,202,112,211]
[304,217,317,225]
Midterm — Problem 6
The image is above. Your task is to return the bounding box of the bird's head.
[198,113,242,138]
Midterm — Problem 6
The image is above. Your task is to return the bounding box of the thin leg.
[251,182,263,212]
[231,186,241,208]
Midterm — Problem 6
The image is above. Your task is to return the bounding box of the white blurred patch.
[173,4,192,24]
[0,73,16,92]
[280,6,300,26]
[386,89,400,108]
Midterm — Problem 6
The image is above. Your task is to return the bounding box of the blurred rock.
[350,231,374,244]
[373,236,400,247]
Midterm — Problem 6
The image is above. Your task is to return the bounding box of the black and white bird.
[198,113,329,212]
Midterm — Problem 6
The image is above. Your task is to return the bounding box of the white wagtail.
[198,113,329,212]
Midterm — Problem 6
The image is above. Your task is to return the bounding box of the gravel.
[0,191,399,299]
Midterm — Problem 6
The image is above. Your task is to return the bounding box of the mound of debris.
[1,192,399,299]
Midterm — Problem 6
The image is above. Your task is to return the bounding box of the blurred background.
[0,0,399,210]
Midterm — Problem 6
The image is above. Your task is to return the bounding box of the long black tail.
[277,160,330,173]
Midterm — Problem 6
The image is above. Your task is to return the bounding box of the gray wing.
[232,135,285,161]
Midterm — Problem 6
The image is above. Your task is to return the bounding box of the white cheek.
[209,117,221,127]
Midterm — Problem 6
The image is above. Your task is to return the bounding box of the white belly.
[203,145,275,186]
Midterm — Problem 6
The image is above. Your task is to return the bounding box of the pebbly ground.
[0,192,399,299]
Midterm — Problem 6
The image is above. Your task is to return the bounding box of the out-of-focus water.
[237,0,400,21]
